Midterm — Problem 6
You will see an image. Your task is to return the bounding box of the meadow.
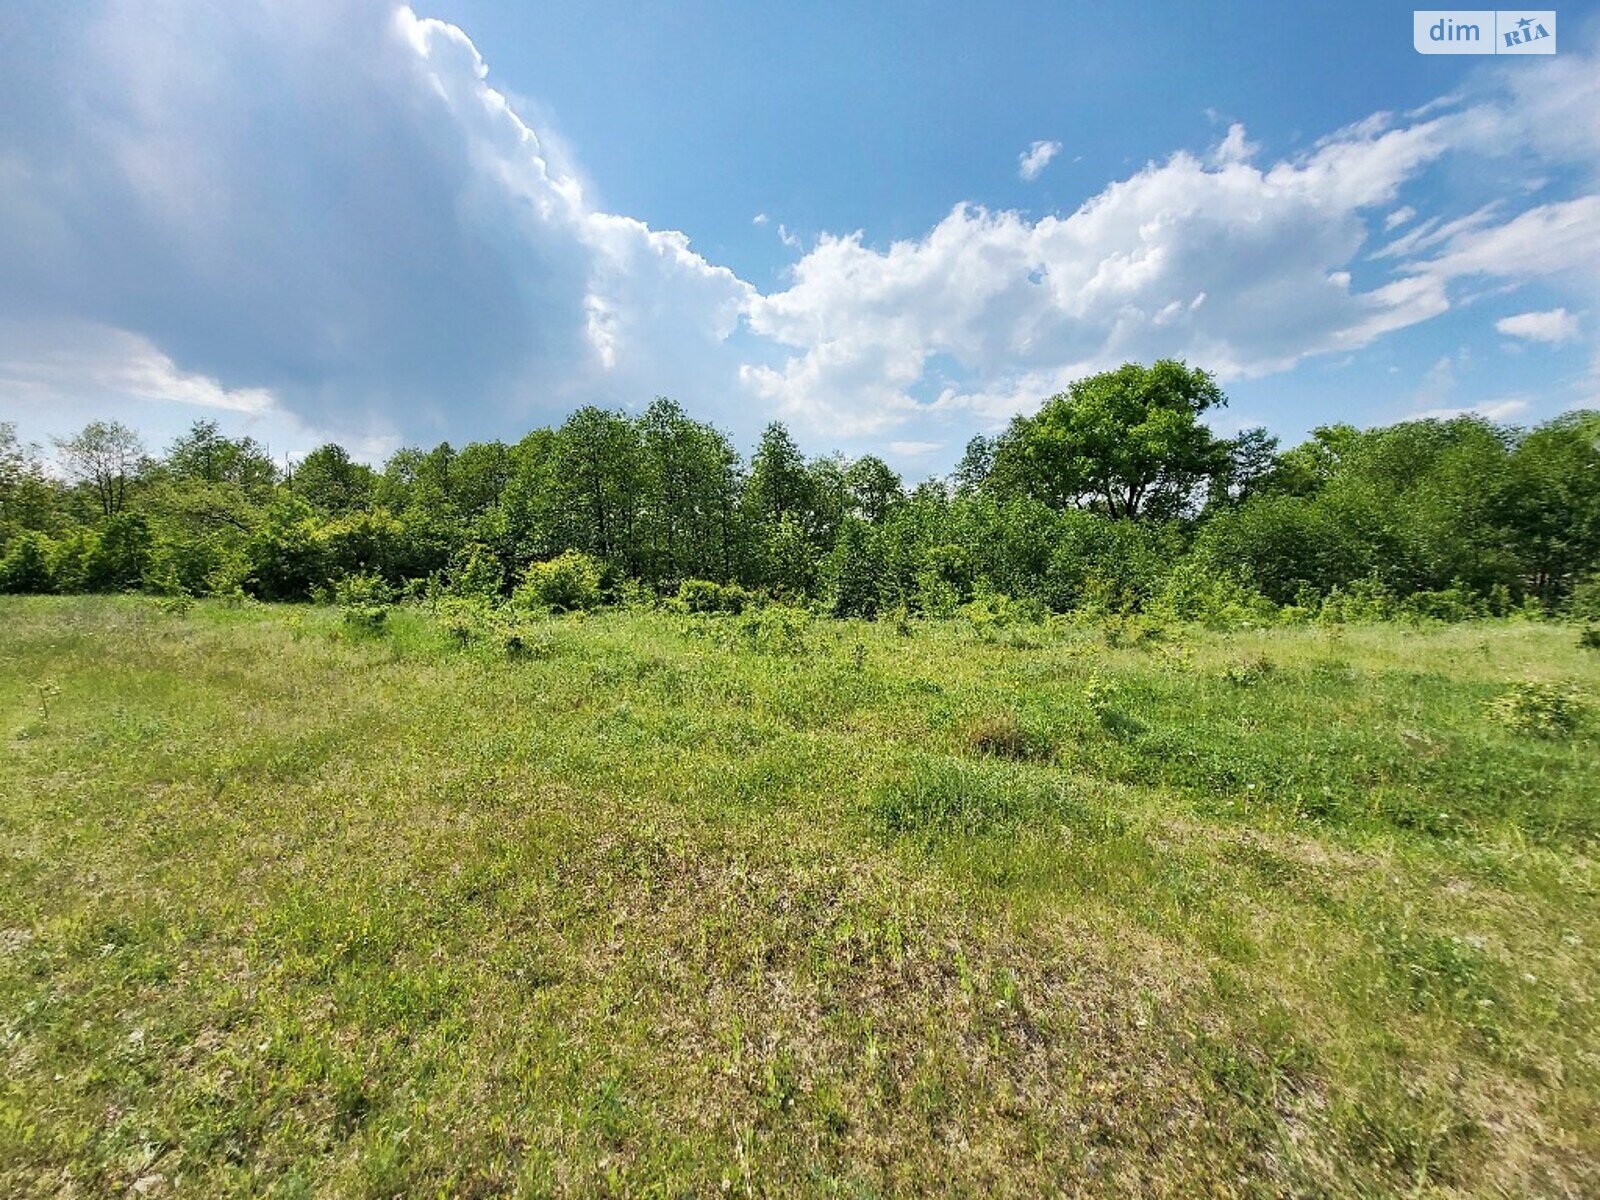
[1,595,1597,1197]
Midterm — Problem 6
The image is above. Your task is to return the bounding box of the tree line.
[2,360,1598,621]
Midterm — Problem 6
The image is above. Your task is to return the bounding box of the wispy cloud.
[1495,307,1581,344]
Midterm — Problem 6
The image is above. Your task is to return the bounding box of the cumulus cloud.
[0,0,748,443]
[0,2,1596,462]
[744,113,1466,434]
[1018,140,1062,181]
[1496,308,1581,344]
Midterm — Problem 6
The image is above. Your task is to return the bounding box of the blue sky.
[2,1,1597,476]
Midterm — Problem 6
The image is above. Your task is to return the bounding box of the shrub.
[1222,654,1275,687]
[494,613,556,661]
[447,543,505,602]
[334,571,394,638]
[85,514,153,592]
[1150,560,1277,629]
[1488,682,1585,738]
[1399,584,1486,623]
[736,603,811,655]
[514,551,603,612]
[1580,627,1600,652]
[675,578,750,615]
[1083,672,1120,718]
[333,572,395,608]
[1318,576,1398,624]
[1572,573,1600,622]
[0,531,55,593]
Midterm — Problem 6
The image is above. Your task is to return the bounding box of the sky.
[1,1,1598,477]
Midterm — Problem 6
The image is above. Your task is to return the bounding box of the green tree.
[990,360,1229,519]
[165,421,277,493]
[55,421,146,517]
[845,455,903,524]
[291,444,375,514]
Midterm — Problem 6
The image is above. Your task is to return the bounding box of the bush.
[1580,627,1600,652]
[333,571,393,638]
[675,578,750,615]
[85,513,153,592]
[1488,682,1585,738]
[494,612,556,661]
[333,572,395,608]
[447,543,505,601]
[1572,574,1600,623]
[1399,583,1486,623]
[1319,576,1398,624]
[514,551,603,612]
[1150,560,1277,629]
[736,603,811,655]
[1222,654,1275,687]
[0,531,54,593]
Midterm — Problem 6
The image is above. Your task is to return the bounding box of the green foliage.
[735,602,811,655]
[989,359,1229,518]
[1150,559,1276,629]
[446,542,506,601]
[0,530,54,593]
[7,387,1600,631]
[1572,573,1600,622]
[333,572,394,638]
[1319,576,1399,624]
[1221,655,1275,687]
[674,578,750,614]
[84,513,154,591]
[1579,627,1600,651]
[1487,681,1585,738]
[515,550,604,612]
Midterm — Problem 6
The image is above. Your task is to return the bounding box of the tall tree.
[291,444,375,514]
[990,360,1229,519]
[165,421,277,493]
[845,455,903,524]
[55,421,145,517]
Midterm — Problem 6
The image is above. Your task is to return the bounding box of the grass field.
[1,596,1597,1197]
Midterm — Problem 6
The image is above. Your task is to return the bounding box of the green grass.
[1,596,1596,1196]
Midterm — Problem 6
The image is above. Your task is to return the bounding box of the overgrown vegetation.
[3,359,1599,1193]
[1,597,1595,1196]
[3,362,1598,629]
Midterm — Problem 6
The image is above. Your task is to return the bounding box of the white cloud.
[745,109,1465,435]
[1496,308,1580,344]
[1018,140,1062,181]
[1211,123,1258,166]
[1421,196,1600,282]
[888,440,941,456]
[0,1,750,443]
[0,2,1596,465]
[0,319,275,416]
[1384,205,1416,231]
[1412,396,1531,422]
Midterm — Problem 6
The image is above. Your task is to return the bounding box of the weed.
[1488,681,1585,737]
[1221,654,1275,687]
[962,709,1050,761]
